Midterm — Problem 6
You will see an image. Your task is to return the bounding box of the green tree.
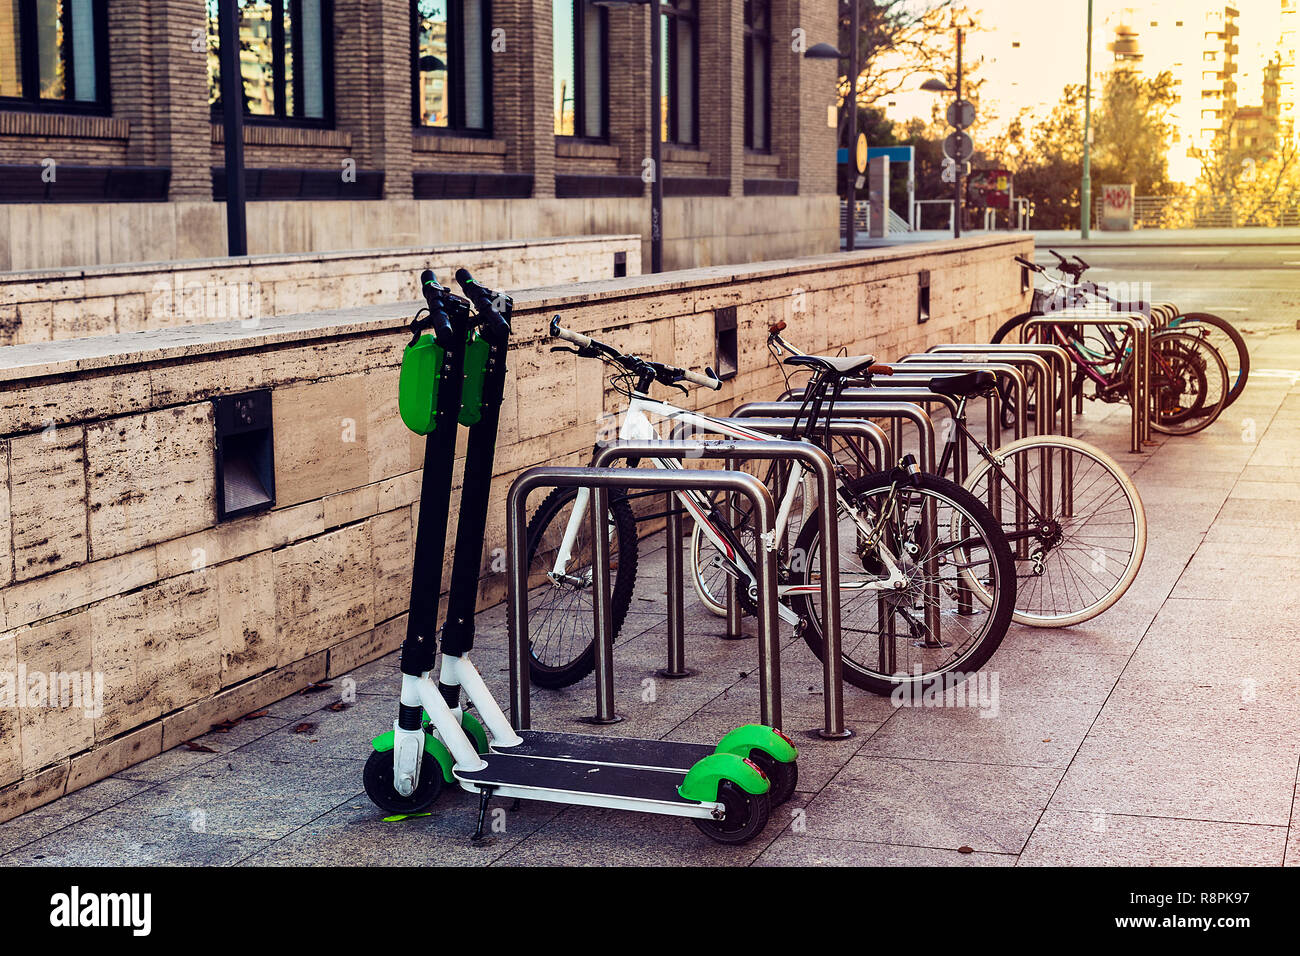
[1010,84,1085,229]
[1089,69,1178,195]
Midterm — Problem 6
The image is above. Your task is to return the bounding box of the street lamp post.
[218,0,248,257]
[595,0,663,272]
[846,0,859,251]
[649,0,663,272]
[954,25,963,238]
[1081,0,1095,239]
[803,37,851,250]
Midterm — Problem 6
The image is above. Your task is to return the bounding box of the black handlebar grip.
[454,268,511,346]
[418,269,456,349]
[1014,255,1037,270]
[1074,255,1090,270]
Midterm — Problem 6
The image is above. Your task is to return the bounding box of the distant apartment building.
[0,0,838,272]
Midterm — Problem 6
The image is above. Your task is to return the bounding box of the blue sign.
[837,146,915,163]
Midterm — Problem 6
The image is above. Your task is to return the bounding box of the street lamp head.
[804,41,844,59]
[920,78,953,93]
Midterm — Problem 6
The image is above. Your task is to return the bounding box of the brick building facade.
[0,0,838,271]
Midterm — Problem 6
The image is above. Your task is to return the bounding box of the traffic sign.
[946,99,976,130]
[943,130,974,163]
[855,133,868,174]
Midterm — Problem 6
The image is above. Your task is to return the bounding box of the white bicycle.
[523,317,1017,696]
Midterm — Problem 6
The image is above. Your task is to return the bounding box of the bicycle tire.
[788,471,1016,696]
[689,479,812,618]
[960,434,1146,627]
[524,485,639,689]
[1166,312,1250,408]
[1147,330,1228,436]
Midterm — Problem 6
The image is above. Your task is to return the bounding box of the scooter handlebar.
[454,268,512,346]
[418,270,457,349]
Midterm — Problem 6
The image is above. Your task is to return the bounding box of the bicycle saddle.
[783,353,877,377]
[928,371,998,398]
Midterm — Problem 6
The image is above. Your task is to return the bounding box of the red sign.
[966,169,1012,209]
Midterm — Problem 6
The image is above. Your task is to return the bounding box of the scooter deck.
[495,729,713,771]
[455,752,710,815]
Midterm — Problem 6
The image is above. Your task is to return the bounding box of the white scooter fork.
[405,655,522,790]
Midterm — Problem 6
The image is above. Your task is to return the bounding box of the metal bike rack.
[668,416,890,485]
[776,387,967,480]
[911,346,1073,525]
[734,400,937,475]
[507,466,783,729]
[590,439,851,740]
[1023,311,1152,454]
[899,352,1057,436]
[923,343,1074,440]
[729,399,944,654]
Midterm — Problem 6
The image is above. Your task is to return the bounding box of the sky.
[880,0,1290,166]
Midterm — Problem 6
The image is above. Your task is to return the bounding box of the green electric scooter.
[364,268,797,844]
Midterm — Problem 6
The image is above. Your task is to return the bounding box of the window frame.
[411,0,494,136]
[0,0,111,115]
[743,0,771,152]
[555,0,608,141]
[209,0,336,129]
[661,0,699,147]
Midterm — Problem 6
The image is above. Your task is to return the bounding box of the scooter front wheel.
[693,782,771,845]
[364,746,444,815]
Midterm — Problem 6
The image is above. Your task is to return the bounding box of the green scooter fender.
[460,711,490,754]
[370,729,456,784]
[678,752,770,803]
[714,724,798,764]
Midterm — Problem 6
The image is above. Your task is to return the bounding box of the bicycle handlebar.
[549,315,722,391]
[1014,255,1041,272]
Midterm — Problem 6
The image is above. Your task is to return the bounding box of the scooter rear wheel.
[364,746,444,815]
[693,781,771,845]
[747,751,798,806]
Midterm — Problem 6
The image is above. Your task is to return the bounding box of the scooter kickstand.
[472,786,496,841]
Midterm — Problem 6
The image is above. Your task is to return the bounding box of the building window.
[743,0,770,150]
[207,0,333,124]
[0,0,108,112]
[554,0,607,138]
[414,0,489,132]
[661,0,698,145]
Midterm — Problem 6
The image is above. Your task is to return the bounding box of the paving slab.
[1019,809,1286,866]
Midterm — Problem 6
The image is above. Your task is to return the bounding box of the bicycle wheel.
[961,435,1146,627]
[1166,312,1250,408]
[1148,330,1228,436]
[789,472,1016,697]
[690,477,810,618]
[524,486,639,689]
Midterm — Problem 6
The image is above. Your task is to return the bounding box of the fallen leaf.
[328,701,350,712]
[293,722,318,734]
[184,741,218,753]
[244,709,270,720]
[211,719,241,733]
[1042,738,1052,743]
[300,682,332,695]
[957,845,974,854]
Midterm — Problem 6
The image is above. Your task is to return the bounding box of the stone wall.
[0,235,1032,821]
[0,195,840,275]
[0,235,641,346]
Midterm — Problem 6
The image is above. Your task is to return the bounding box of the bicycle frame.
[544,390,910,617]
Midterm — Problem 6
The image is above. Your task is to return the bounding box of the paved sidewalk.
[2,327,1298,866]
[855,226,1300,249]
